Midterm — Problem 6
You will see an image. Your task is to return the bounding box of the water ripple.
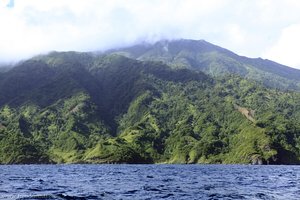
[0,164,299,200]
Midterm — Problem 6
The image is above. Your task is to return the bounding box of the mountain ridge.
[0,39,300,164]
[109,39,300,90]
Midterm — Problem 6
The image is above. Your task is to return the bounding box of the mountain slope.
[0,46,300,164]
[109,39,300,91]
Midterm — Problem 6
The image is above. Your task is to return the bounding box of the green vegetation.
[113,39,300,91]
[0,39,300,164]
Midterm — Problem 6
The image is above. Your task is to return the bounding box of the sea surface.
[0,164,299,200]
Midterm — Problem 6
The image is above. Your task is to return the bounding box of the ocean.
[0,164,299,199]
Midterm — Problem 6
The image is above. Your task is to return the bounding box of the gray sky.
[1,0,300,69]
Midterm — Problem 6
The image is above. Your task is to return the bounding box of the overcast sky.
[1,0,300,69]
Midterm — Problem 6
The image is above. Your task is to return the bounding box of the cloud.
[6,0,14,8]
[0,0,229,62]
[264,24,300,68]
[0,0,300,69]
[225,24,246,45]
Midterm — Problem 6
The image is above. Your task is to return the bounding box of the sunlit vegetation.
[0,40,300,164]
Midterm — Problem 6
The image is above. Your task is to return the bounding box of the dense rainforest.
[0,39,299,164]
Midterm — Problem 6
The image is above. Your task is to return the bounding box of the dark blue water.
[0,165,299,200]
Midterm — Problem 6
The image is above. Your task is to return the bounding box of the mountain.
[109,39,300,91]
[0,65,12,73]
[0,40,300,164]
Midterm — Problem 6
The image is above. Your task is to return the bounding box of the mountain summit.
[0,39,300,164]
[110,39,300,91]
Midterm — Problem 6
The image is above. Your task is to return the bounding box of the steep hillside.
[110,39,300,91]
[0,51,300,164]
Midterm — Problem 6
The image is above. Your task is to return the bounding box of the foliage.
[112,39,300,91]
[0,43,300,164]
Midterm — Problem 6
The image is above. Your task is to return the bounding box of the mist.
[1,0,300,69]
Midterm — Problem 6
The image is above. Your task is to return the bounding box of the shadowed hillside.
[0,42,300,164]
[110,39,300,91]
